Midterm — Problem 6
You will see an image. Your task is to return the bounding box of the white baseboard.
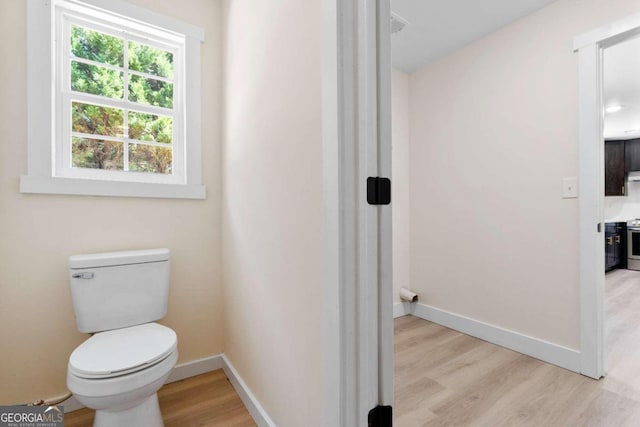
[221,354,276,427]
[393,301,414,318]
[406,302,581,373]
[63,353,275,427]
[166,354,224,383]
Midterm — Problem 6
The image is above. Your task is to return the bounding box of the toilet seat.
[69,323,177,379]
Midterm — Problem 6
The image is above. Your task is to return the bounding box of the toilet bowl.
[67,323,178,427]
[66,249,176,427]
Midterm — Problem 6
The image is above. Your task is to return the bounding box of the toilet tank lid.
[69,248,170,269]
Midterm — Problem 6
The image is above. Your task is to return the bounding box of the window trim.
[22,0,206,199]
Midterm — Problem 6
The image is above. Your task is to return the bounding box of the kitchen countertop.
[606,218,631,223]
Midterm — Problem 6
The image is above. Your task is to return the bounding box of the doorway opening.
[388,4,640,426]
[576,14,640,381]
[599,32,640,385]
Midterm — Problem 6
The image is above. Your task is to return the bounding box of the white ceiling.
[604,37,640,140]
[391,0,559,73]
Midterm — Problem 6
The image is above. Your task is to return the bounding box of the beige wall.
[221,0,323,425]
[0,0,223,404]
[392,69,410,303]
[408,0,640,349]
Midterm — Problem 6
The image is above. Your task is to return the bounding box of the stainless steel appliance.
[628,219,640,270]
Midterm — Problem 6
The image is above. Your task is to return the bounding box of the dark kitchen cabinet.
[626,138,640,172]
[605,222,626,272]
[606,140,626,196]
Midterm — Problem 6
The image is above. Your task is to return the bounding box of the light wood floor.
[64,370,255,427]
[394,268,640,426]
[64,269,640,426]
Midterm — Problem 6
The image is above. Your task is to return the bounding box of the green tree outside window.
[69,24,175,174]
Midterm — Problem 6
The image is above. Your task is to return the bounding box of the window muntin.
[56,10,185,184]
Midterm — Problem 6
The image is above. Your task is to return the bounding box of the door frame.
[322,0,393,425]
[575,12,640,379]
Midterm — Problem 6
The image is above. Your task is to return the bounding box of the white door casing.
[575,13,640,380]
[376,0,394,412]
[322,0,393,425]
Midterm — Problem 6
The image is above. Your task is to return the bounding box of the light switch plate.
[563,177,578,199]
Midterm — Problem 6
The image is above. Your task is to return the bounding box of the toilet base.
[93,393,163,427]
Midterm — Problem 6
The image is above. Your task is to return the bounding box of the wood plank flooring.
[64,370,255,427]
[65,269,640,426]
[394,268,640,426]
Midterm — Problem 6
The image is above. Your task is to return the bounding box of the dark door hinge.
[367,177,391,205]
[368,405,392,427]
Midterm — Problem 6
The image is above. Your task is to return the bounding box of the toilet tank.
[69,248,170,333]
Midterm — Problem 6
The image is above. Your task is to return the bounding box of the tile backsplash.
[605,181,640,221]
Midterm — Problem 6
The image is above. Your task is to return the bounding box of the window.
[60,16,183,183]
[22,0,205,199]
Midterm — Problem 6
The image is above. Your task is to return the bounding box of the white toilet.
[66,248,178,427]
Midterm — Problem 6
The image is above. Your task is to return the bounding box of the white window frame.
[22,0,206,199]
[58,12,185,184]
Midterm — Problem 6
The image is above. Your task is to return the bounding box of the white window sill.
[20,175,206,199]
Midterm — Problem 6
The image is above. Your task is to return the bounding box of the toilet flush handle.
[72,272,94,279]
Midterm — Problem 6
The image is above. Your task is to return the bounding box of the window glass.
[71,25,124,67]
[128,41,174,79]
[67,23,176,176]
[72,138,124,170]
[72,102,124,137]
[71,62,123,99]
[128,75,174,109]
[128,111,173,143]
[128,144,172,174]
